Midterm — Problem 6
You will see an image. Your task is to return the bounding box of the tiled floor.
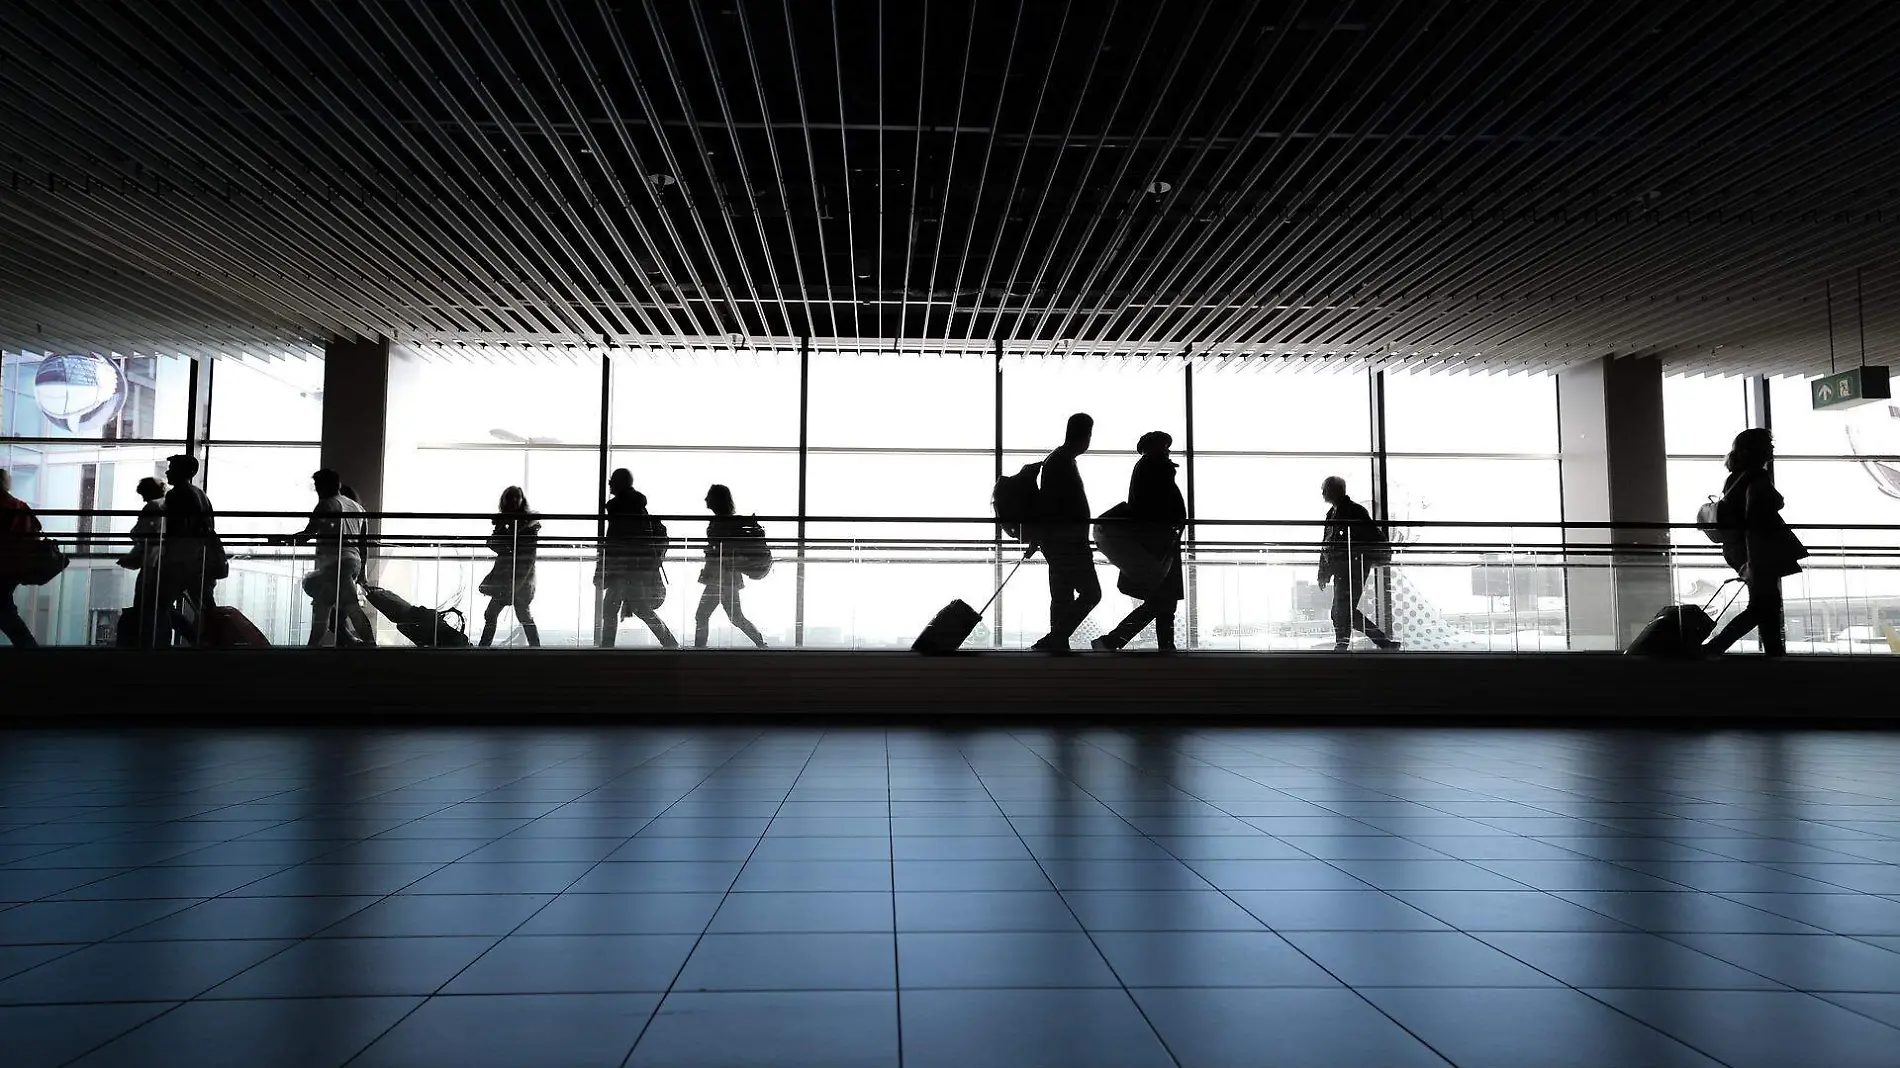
[1,727,1898,1068]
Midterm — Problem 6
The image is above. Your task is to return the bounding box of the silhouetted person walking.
[1031,413,1101,652]
[598,468,678,649]
[478,486,541,647]
[1094,431,1186,651]
[0,468,41,648]
[1319,475,1398,651]
[118,476,168,646]
[1705,428,1806,656]
[156,454,222,647]
[694,483,767,649]
[273,469,375,647]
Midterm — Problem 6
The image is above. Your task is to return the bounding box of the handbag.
[22,538,69,586]
[1694,496,1723,544]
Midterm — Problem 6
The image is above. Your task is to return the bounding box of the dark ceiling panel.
[1,0,1898,374]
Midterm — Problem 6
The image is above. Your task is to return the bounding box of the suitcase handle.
[975,555,1029,616]
[1703,577,1745,616]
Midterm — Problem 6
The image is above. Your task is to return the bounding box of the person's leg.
[1039,542,1099,647]
[0,582,35,648]
[630,605,679,649]
[339,561,375,646]
[693,585,719,648]
[1347,568,1395,646]
[479,599,503,647]
[1042,550,1076,642]
[598,588,622,648]
[1154,606,1177,651]
[308,589,335,646]
[722,586,767,648]
[1754,577,1785,656]
[515,599,541,647]
[1096,601,1159,650]
[1329,576,1353,647]
[1068,556,1101,639]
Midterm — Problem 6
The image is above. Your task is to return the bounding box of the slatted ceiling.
[2,2,1899,375]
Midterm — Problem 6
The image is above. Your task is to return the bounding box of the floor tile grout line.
[951,733,1186,1068]
[328,727,753,1068]
[1002,727,1573,1068]
[887,728,905,1068]
[1050,729,1793,1068]
[145,731,708,1068]
[612,729,826,1068]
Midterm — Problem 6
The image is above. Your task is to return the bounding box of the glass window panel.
[209,356,324,442]
[612,350,798,448]
[3,351,190,441]
[1193,455,1374,547]
[802,452,996,649]
[1002,357,1184,463]
[372,447,603,649]
[1192,365,1370,453]
[1774,458,1900,548]
[1383,370,1558,454]
[1663,375,1749,457]
[0,440,174,538]
[388,349,603,448]
[608,449,800,524]
[1770,375,1899,459]
[1385,457,1563,540]
[808,352,992,449]
[203,444,323,538]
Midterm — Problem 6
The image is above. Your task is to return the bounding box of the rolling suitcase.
[364,585,472,648]
[201,606,270,648]
[913,557,1027,654]
[1626,578,1742,656]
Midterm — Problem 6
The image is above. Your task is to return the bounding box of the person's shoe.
[1332,641,1351,652]
[1030,635,1067,653]
[1373,638,1402,651]
[1090,636,1122,652]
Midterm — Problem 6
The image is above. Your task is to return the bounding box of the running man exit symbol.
[1811,367,1890,411]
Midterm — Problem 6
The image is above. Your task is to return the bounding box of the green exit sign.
[1811,367,1891,410]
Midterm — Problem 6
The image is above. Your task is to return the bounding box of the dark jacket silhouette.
[1716,469,1806,579]
[1319,496,1385,581]
[1036,446,1091,546]
[1123,452,1186,602]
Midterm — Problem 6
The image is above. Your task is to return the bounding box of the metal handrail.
[25,506,1900,534]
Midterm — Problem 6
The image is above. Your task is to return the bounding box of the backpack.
[1358,502,1394,565]
[993,462,1043,541]
[637,515,670,562]
[731,517,773,580]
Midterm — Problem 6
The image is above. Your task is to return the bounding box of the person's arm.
[1317,514,1335,586]
[272,505,329,547]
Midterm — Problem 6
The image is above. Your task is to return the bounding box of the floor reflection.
[0,726,1897,1067]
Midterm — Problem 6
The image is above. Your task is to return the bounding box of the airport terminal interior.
[2,0,1899,1065]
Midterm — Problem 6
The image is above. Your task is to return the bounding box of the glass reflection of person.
[693,484,767,649]
[1705,428,1807,656]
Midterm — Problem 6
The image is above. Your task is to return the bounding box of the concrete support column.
[1558,355,1671,650]
[320,336,391,582]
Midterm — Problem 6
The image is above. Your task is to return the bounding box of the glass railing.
[6,510,1898,654]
